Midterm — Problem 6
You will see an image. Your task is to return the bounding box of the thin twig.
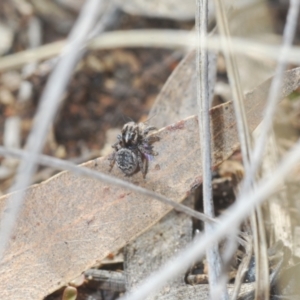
[0,146,215,224]
[196,0,226,298]
[0,0,108,261]
[120,137,300,300]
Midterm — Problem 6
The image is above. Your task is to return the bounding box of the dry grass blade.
[1,68,300,298]
[196,0,224,298]
[213,1,270,298]
[3,30,300,72]
[230,235,253,300]
[213,0,252,166]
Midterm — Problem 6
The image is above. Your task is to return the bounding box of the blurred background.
[1,0,300,299]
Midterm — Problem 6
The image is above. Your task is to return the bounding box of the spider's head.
[121,122,139,146]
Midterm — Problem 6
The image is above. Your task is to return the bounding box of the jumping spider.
[109,121,159,178]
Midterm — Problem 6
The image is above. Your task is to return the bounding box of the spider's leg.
[111,142,119,150]
[143,155,148,178]
[138,144,152,155]
[138,144,158,156]
[108,151,116,171]
[144,135,160,145]
[112,135,122,150]
[137,151,146,178]
[144,126,157,135]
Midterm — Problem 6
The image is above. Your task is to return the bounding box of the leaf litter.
[1,67,300,299]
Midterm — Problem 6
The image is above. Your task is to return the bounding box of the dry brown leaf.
[149,49,216,128]
[1,68,300,299]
